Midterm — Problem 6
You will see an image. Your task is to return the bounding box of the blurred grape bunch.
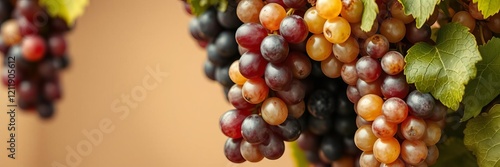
[0,0,88,119]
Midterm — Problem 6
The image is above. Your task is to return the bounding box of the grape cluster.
[181,0,500,166]
[0,0,72,118]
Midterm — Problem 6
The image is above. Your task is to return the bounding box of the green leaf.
[464,104,500,167]
[360,0,378,32]
[290,142,308,167]
[404,23,482,111]
[473,0,500,18]
[188,0,227,16]
[434,137,478,167]
[398,0,439,28]
[462,38,500,121]
[39,0,89,26]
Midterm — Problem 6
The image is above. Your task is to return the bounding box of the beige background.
[0,0,294,166]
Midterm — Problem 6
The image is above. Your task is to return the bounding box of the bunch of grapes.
[183,0,500,166]
[0,0,72,118]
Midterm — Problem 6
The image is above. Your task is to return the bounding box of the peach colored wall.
[0,0,294,167]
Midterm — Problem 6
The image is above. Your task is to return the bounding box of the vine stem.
[479,24,486,45]
[286,8,295,16]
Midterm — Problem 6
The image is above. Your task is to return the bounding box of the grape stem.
[286,8,295,16]
[479,24,486,45]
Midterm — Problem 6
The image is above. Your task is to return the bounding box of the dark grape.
[224,138,245,163]
[406,90,435,118]
[320,135,344,161]
[197,8,222,39]
[307,89,336,119]
[241,114,270,144]
[259,133,285,160]
[215,31,239,58]
[271,117,302,141]
[260,34,289,63]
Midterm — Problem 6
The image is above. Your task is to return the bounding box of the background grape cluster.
[0,0,72,119]
[183,0,500,166]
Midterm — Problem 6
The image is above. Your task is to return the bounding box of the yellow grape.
[316,0,342,19]
[357,94,383,121]
[321,54,343,78]
[354,125,378,152]
[306,34,332,61]
[229,61,247,85]
[261,97,288,125]
[304,7,327,34]
[1,20,22,46]
[373,137,400,164]
[323,17,351,43]
[237,0,265,23]
[259,3,287,31]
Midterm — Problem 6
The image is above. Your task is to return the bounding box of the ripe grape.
[381,73,409,99]
[261,97,289,125]
[356,56,382,83]
[371,115,398,138]
[364,34,389,59]
[382,97,408,124]
[241,114,270,144]
[275,79,306,104]
[198,9,223,39]
[271,117,302,141]
[224,138,245,163]
[280,15,309,43]
[22,35,46,62]
[316,0,342,19]
[265,62,293,91]
[380,51,405,75]
[228,61,247,85]
[341,60,358,85]
[340,0,363,23]
[452,11,476,32]
[259,3,287,31]
[487,13,500,33]
[228,84,256,110]
[359,151,381,167]
[283,0,306,8]
[426,145,439,165]
[332,36,359,63]
[357,94,383,121]
[356,77,383,97]
[242,77,269,104]
[401,140,428,165]
[260,34,289,63]
[259,133,285,160]
[400,115,427,141]
[240,139,264,162]
[422,121,441,146]
[220,109,251,138]
[306,34,333,61]
[320,135,344,161]
[237,0,265,23]
[307,89,335,119]
[380,18,406,43]
[287,101,305,118]
[323,17,351,44]
[354,125,378,151]
[235,23,268,51]
[389,1,414,24]
[239,51,267,78]
[373,137,400,163]
[304,7,327,34]
[285,51,312,79]
[321,55,343,78]
[406,90,435,118]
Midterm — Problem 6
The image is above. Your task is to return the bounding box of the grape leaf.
[404,23,481,111]
[290,142,308,167]
[464,104,500,167]
[188,0,228,16]
[434,137,478,167]
[398,0,440,28]
[360,0,378,32]
[39,0,89,26]
[472,0,500,18]
[462,38,500,121]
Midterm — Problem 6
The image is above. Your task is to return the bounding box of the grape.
[241,114,270,144]
[381,73,409,99]
[259,133,285,160]
[261,97,289,125]
[214,31,238,58]
[425,145,439,165]
[364,34,389,59]
[357,78,383,98]
[426,7,439,26]
[308,116,333,135]
[259,3,287,31]
[297,131,320,151]
[224,138,245,163]
[286,51,312,79]
[380,51,405,75]
[351,21,378,39]
[266,0,287,7]
[280,15,309,43]
[275,79,306,104]
[452,11,476,32]
[198,9,222,39]
[240,139,264,162]
[283,0,306,8]
[228,61,247,85]
[264,62,293,91]
[235,23,268,51]
[332,37,359,63]
[19,80,38,103]
[287,101,305,118]
[400,115,427,141]
[422,121,441,146]
[260,34,289,63]
[217,3,243,29]
[406,90,435,118]
[356,115,372,128]
[371,115,397,139]
[332,156,354,167]
[406,22,431,44]
[48,35,67,57]
[239,51,267,78]
[333,116,357,136]
[37,101,55,118]
[323,17,351,44]
[316,0,342,19]
[220,109,251,138]
[1,19,22,45]
[271,117,302,141]
[320,135,344,161]
[468,2,484,20]
[357,94,383,121]
[354,125,378,151]
[341,60,358,85]
[321,55,343,78]
[237,0,265,23]
[380,18,406,43]
[306,34,333,61]
[428,101,447,121]
[215,64,235,87]
[373,137,400,164]
[356,56,382,83]
[336,92,355,116]
[401,140,428,165]
[346,85,361,103]
[382,97,408,124]
[207,43,232,66]
[307,89,336,119]
[304,7,327,34]
[389,1,414,24]
[340,0,363,23]
[228,85,257,110]
[487,13,500,33]
[359,151,381,167]
[242,78,269,104]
